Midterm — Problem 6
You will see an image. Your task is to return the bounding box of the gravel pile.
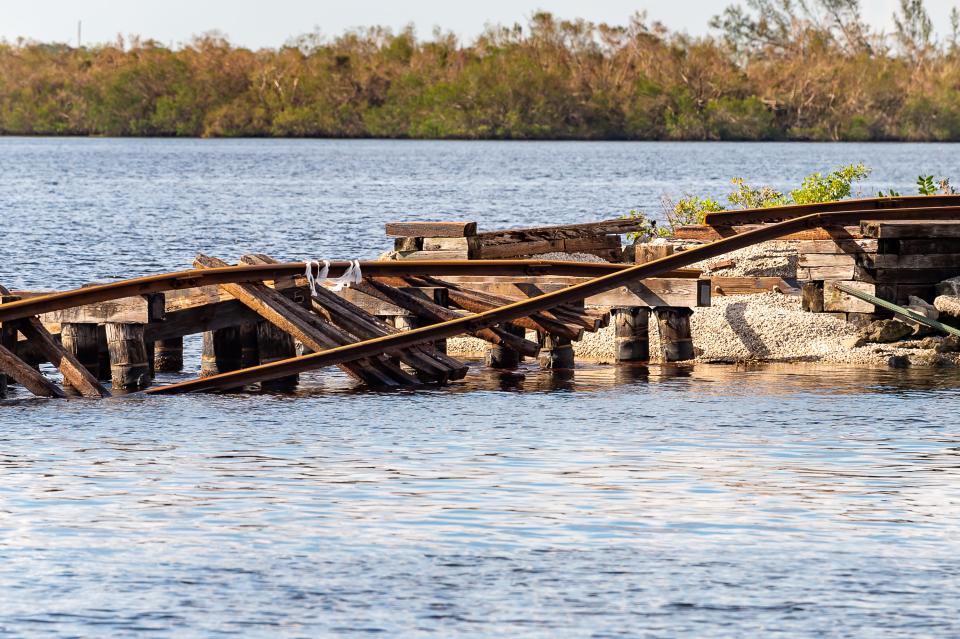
[686,241,799,278]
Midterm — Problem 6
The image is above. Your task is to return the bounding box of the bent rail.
[0,261,700,325]
[144,206,960,394]
[702,196,960,228]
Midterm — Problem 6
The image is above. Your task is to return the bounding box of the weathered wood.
[538,333,575,370]
[613,307,649,362]
[823,280,875,313]
[673,225,865,242]
[386,221,477,238]
[704,195,960,227]
[242,254,467,382]
[422,237,480,253]
[397,249,471,260]
[0,342,66,398]
[895,239,960,254]
[355,278,541,357]
[154,337,184,372]
[0,293,18,397]
[142,207,960,395]
[38,294,158,325]
[655,308,694,362]
[862,220,960,239]
[796,239,879,254]
[61,323,101,382]
[712,277,796,296]
[798,253,857,268]
[403,276,584,341]
[476,218,640,242]
[18,317,110,398]
[195,255,417,387]
[862,254,960,269]
[875,284,936,305]
[797,265,858,281]
[201,326,244,378]
[256,321,298,391]
[104,323,150,391]
[801,282,824,313]
[635,243,674,264]
[868,267,960,284]
[476,239,563,260]
[394,237,423,252]
[484,323,525,369]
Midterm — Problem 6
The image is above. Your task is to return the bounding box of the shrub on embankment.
[4,1,960,139]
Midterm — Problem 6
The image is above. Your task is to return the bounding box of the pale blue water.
[2,139,960,637]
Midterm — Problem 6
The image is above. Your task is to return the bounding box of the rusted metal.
[143,206,958,395]
[702,196,960,228]
[0,261,700,326]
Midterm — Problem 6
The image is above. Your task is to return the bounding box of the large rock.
[855,319,914,346]
[934,295,960,319]
[907,296,939,320]
[936,276,960,297]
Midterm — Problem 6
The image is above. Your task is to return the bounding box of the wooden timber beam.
[0,284,109,398]
[0,261,701,326]
[194,255,418,388]
[240,254,468,383]
[0,343,66,398]
[144,206,959,395]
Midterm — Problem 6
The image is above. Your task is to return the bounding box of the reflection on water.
[3,138,960,635]
[2,361,960,636]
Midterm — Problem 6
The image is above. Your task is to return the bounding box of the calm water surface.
[2,140,960,637]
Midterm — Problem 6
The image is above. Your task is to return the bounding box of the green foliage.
[664,195,725,229]
[6,8,960,140]
[789,163,871,205]
[622,210,670,242]
[917,174,937,195]
[727,177,787,209]
[878,188,902,197]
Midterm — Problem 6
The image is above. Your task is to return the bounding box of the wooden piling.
[104,323,151,390]
[200,326,244,377]
[0,292,18,397]
[96,326,111,381]
[61,323,101,386]
[256,321,298,391]
[484,323,525,369]
[538,333,575,370]
[612,306,649,362]
[654,307,694,362]
[154,337,184,373]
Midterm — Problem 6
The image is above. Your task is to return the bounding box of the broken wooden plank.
[241,254,468,383]
[195,255,418,387]
[475,218,640,242]
[0,342,65,398]
[16,317,111,398]
[386,221,477,238]
[356,279,542,357]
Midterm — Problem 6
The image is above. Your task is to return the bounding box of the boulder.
[907,296,939,320]
[936,276,960,297]
[856,319,914,346]
[934,295,960,319]
[937,336,960,353]
[887,355,910,368]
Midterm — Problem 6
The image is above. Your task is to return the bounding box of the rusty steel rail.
[144,206,960,395]
[0,261,701,325]
[702,196,960,228]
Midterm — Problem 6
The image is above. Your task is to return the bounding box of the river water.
[2,139,960,637]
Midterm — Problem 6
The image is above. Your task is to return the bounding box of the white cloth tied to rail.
[305,259,362,294]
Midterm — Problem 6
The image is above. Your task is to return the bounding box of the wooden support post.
[0,292,18,397]
[96,326,111,381]
[612,307,649,362]
[802,281,825,313]
[154,337,184,372]
[61,324,101,381]
[104,323,150,391]
[200,326,244,377]
[538,333,575,370]
[654,308,694,362]
[485,323,525,369]
[256,321,298,391]
[240,324,259,368]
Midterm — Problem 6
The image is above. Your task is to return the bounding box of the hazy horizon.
[3,0,960,50]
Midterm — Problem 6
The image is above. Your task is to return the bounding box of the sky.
[2,0,959,49]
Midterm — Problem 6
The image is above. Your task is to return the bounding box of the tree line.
[3,0,960,140]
